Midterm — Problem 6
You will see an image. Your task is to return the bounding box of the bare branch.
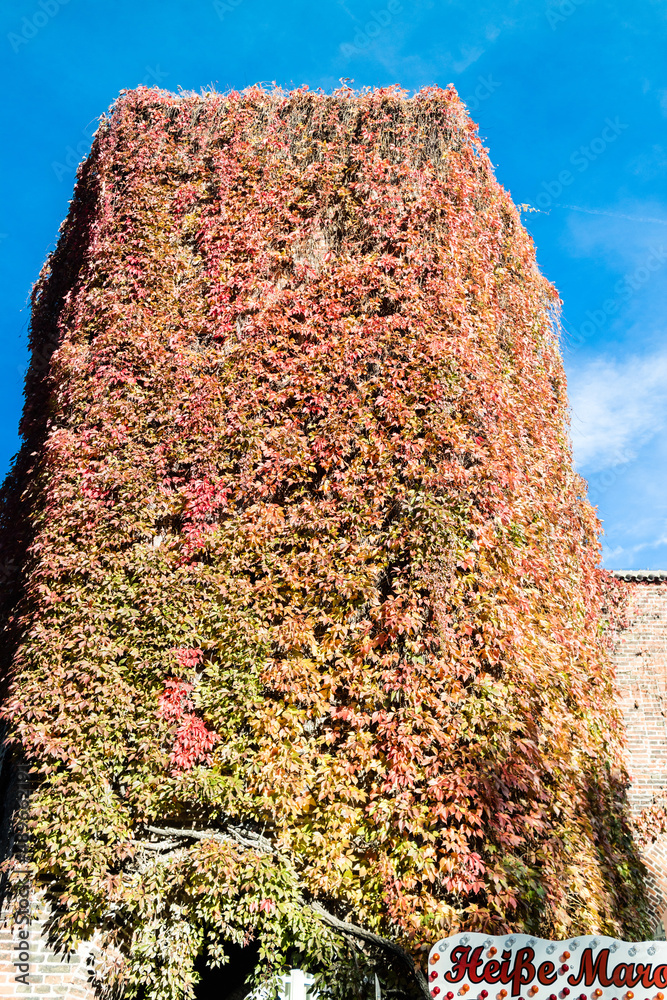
[131,838,182,851]
[311,902,431,1000]
[144,823,274,855]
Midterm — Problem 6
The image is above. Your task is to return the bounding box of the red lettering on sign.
[511,948,536,997]
[653,966,667,989]
[631,964,652,989]
[626,966,646,989]
[444,947,484,985]
[538,962,557,986]
[468,948,486,985]
[611,964,631,988]
[499,950,513,985]
[568,949,613,988]
[482,960,501,984]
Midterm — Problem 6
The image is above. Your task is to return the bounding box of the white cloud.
[568,352,667,473]
[602,533,667,568]
[604,534,667,559]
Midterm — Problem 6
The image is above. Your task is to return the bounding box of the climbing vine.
[0,84,650,999]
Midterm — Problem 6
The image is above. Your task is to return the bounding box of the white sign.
[250,969,318,1000]
[428,934,667,1000]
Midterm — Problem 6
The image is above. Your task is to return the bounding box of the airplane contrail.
[556,204,667,225]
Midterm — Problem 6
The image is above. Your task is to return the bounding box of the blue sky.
[2,0,666,568]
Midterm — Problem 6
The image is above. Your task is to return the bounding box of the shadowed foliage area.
[0,84,651,1000]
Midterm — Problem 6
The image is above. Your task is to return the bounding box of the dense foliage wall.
[0,85,650,999]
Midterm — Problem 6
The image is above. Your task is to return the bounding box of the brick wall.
[0,898,98,999]
[3,572,667,995]
[611,571,667,937]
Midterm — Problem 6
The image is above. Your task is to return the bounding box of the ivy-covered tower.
[0,86,651,1000]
